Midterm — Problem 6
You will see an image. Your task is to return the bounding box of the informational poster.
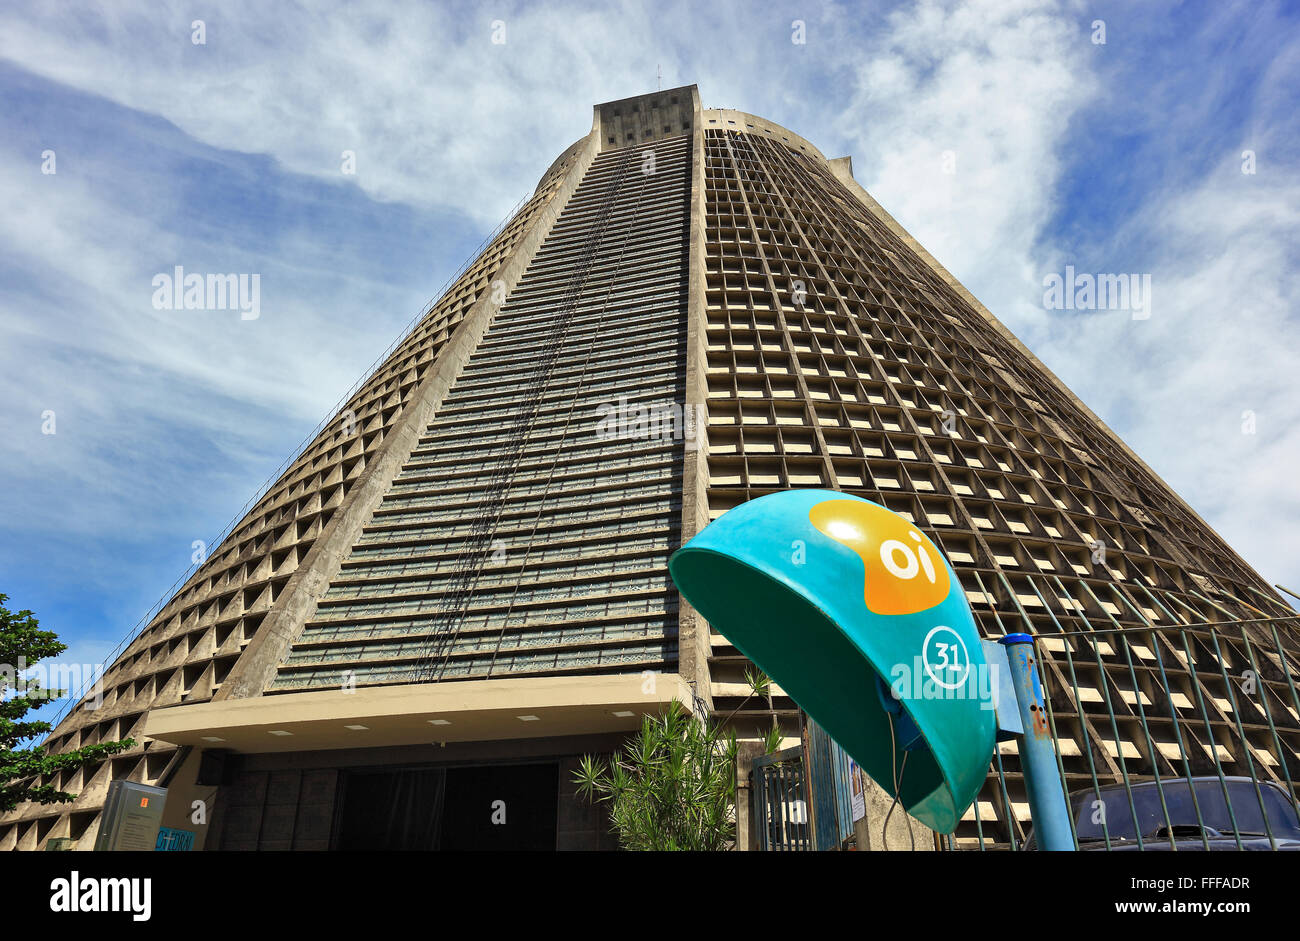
[94,781,168,852]
[849,760,867,822]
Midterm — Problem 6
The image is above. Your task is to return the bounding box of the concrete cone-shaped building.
[6,86,1298,851]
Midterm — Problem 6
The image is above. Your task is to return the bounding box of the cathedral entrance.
[335,761,559,851]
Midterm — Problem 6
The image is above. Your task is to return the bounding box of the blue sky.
[1,0,1297,721]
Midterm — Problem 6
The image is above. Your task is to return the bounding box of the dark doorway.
[336,767,446,850]
[335,762,559,851]
[440,762,559,851]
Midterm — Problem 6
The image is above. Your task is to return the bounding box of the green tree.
[0,593,134,813]
[574,669,781,850]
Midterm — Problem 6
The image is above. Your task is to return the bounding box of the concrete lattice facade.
[5,85,1298,851]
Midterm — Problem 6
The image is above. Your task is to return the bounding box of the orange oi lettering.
[140,797,149,808]
[809,499,949,615]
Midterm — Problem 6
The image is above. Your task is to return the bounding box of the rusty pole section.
[1001,633,1075,850]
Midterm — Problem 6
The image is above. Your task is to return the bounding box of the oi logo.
[809,499,950,616]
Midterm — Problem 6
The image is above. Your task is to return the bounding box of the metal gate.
[752,718,857,851]
[752,747,812,851]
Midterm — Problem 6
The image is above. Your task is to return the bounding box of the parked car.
[1025,776,1300,850]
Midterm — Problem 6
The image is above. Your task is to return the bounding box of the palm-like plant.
[573,670,781,851]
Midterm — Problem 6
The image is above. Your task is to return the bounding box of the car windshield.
[1072,779,1300,842]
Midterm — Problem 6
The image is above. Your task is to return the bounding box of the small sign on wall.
[94,781,168,852]
[155,827,195,851]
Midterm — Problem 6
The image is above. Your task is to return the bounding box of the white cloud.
[1035,158,1300,596]
[835,0,1093,317]
[0,0,705,222]
[0,136,417,545]
[2,0,1296,610]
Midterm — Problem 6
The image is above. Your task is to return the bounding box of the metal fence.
[959,618,1300,851]
[752,602,1300,851]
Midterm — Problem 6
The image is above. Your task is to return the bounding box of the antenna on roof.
[657,64,662,90]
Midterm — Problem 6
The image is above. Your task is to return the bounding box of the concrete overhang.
[144,673,695,754]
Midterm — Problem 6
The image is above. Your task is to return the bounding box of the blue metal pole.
[1000,633,1075,851]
